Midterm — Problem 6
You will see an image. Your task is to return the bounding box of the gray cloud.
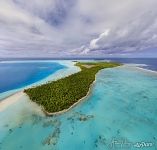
[0,0,157,57]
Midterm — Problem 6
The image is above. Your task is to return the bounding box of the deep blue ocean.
[104,58,157,71]
[0,58,156,94]
[0,59,157,150]
[1,58,156,70]
[0,62,65,93]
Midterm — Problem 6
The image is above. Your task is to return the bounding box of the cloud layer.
[0,0,157,57]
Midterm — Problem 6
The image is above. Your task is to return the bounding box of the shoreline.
[134,66,157,75]
[0,91,25,112]
[0,72,96,116]
[0,62,118,115]
[0,61,83,114]
[122,64,157,75]
[42,78,96,116]
[24,62,120,115]
[40,65,122,116]
[0,60,80,100]
[0,80,95,116]
[0,64,156,116]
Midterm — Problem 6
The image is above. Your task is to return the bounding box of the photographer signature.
[110,138,154,149]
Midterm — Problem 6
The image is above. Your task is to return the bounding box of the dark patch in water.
[18,123,23,129]
[42,119,61,146]
[95,135,106,148]
[4,124,9,128]
[42,128,60,146]
[31,114,43,125]
[143,95,149,100]
[67,112,94,122]
[78,115,94,121]
[8,129,13,134]
[117,129,121,135]
[42,119,60,128]
[19,145,23,149]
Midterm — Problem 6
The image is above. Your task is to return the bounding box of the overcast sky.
[0,0,157,58]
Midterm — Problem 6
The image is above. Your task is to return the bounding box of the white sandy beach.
[0,60,80,100]
[0,60,80,112]
[122,64,157,75]
[0,91,26,112]
[1,63,157,114]
[135,66,157,75]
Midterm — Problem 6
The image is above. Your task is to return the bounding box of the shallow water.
[0,66,157,150]
[0,61,80,100]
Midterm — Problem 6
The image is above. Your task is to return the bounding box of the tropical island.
[24,62,120,115]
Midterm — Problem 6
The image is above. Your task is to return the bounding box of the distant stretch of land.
[24,62,121,114]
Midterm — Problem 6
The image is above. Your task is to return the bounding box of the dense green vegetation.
[24,62,120,113]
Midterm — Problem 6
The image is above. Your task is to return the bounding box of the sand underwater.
[0,60,157,150]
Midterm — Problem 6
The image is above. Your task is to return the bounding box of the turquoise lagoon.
[0,64,157,150]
